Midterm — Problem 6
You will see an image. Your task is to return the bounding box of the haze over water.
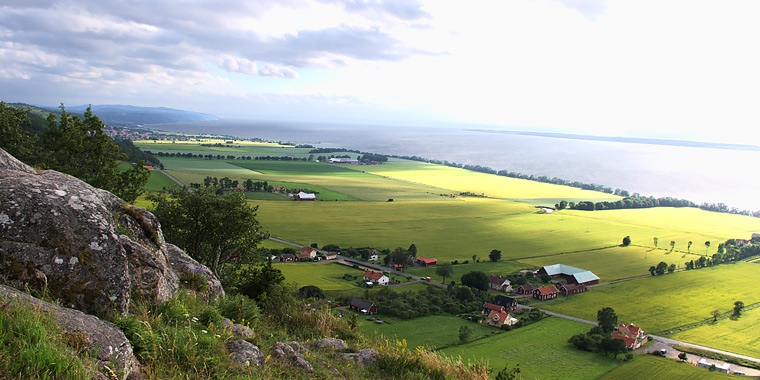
[152,120,760,212]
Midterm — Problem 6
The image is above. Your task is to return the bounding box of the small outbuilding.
[350,297,377,315]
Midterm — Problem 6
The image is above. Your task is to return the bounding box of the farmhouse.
[278,254,296,262]
[482,302,505,316]
[300,247,318,258]
[516,284,535,295]
[537,264,599,286]
[368,249,379,261]
[416,257,437,267]
[697,359,730,373]
[486,310,518,327]
[493,295,518,312]
[329,157,360,164]
[350,297,377,315]
[296,191,316,201]
[488,275,512,292]
[556,281,588,296]
[611,323,647,350]
[363,270,389,286]
[325,252,338,260]
[533,285,559,300]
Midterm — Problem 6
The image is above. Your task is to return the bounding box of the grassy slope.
[670,304,760,359]
[597,355,735,380]
[441,317,620,380]
[539,263,760,334]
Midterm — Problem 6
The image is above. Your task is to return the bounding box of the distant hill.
[60,104,218,126]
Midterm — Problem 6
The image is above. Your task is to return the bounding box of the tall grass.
[0,299,97,379]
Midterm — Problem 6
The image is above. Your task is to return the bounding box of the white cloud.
[219,56,258,75]
[259,63,298,79]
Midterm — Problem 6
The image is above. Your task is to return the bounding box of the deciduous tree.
[435,263,454,284]
[460,271,489,291]
[489,249,502,262]
[597,307,618,334]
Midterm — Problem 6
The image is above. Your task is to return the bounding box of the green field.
[359,315,495,350]
[405,260,531,283]
[598,355,735,380]
[539,263,760,334]
[670,304,760,359]
[441,317,620,379]
[274,262,366,292]
[144,169,181,191]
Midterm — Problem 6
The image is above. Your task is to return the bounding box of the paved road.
[157,168,186,188]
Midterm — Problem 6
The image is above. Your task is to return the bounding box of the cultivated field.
[274,262,366,292]
[670,304,760,359]
[441,317,621,379]
[538,263,760,334]
[597,355,735,380]
[359,315,495,350]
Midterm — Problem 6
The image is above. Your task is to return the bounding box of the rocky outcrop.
[226,340,265,366]
[337,348,378,366]
[272,341,315,372]
[0,285,140,380]
[166,243,225,299]
[221,317,254,339]
[308,337,349,351]
[0,148,222,317]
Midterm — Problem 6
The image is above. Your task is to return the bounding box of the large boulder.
[0,148,222,317]
[0,285,140,380]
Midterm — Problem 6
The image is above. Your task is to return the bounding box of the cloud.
[259,64,298,79]
[219,56,258,75]
[322,0,431,21]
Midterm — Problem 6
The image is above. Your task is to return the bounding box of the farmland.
[670,304,760,359]
[539,263,760,335]
[359,315,495,350]
[132,138,760,378]
[597,355,735,380]
[440,317,621,379]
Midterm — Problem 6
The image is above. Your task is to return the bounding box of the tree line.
[555,196,760,218]
[0,102,149,203]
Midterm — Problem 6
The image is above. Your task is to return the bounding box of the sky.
[1,0,759,143]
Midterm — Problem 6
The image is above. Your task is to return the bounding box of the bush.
[113,314,157,361]
[216,293,260,324]
[178,271,209,292]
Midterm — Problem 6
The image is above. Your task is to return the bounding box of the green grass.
[275,262,368,292]
[405,260,531,284]
[597,354,735,380]
[230,160,370,176]
[440,317,621,379]
[144,169,181,191]
[670,304,760,359]
[359,315,495,350]
[519,245,704,282]
[539,263,760,334]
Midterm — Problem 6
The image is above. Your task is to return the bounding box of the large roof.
[542,264,599,283]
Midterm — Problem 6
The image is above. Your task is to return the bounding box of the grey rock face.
[0,148,223,317]
[221,318,254,339]
[0,285,140,380]
[308,337,348,351]
[337,348,378,366]
[226,340,265,366]
[165,243,225,299]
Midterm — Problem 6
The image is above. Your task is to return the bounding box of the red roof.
[488,310,511,323]
[417,257,437,264]
[301,247,315,254]
[483,302,503,312]
[537,285,558,295]
[364,271,384,280]
[611,332,636,349]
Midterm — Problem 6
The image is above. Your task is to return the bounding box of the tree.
[458,325,472,343]
[622,236,631,246]
[390,247,412,271]
[705,241,711,255]
[489,249,502,262]
[653,237,659,247]
[539,274,552,283]
[0,102,39,163]
[147,186,266,275]
[494,364,521,380]
[667,263,676,273]
[648,266,656,276]
[655,261,668,275]
[408,243,417,256]
[298,285,325,299]
[599,336,628,357]
[460,271,489,291]
[733,301,745,316]
[687,241,693,253]
[41,105,149,203]
[670,240,676,252]
[678,352,688,361]
[435,263,454,284]
[711,309,721,322]
[235,261,285,302]
[597,307,618,334]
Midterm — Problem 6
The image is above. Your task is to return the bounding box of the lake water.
[149,119,760,211]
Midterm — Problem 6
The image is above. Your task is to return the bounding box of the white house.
[369,249,379,261]
[363,270,389,286]
[297,192,316,201]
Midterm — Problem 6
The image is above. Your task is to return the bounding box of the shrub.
[112,314,157,361]
[178,271,209,292]
[216,293,260,324]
